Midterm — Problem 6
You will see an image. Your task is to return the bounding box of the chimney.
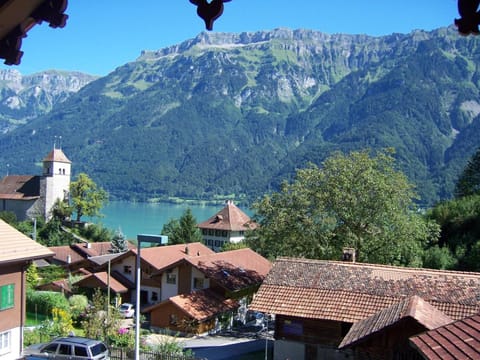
[66,255,71,264]
[342,248,356,262]
[86,242,91,249]
[185,245,189,255]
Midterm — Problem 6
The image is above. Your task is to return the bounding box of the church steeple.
[41,147,72,220]
[43,147,71,177]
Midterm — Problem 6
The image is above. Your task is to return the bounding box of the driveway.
[182,327,274,360]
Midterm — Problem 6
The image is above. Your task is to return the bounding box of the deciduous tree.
[70,173,108,222]
[247,149,438,266]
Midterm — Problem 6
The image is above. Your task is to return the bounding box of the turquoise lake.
[89,201,253,241]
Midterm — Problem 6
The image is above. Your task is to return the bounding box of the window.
[221,230,228,237]
[123,265,132,274]
[193,278,204,289]
[151,292,158,302]
[166,273,176,285]
[215,230,222,236]
[0,284,14,310]
[74,346,88,357]
[202,229,208,235]
[208,229,214,236]
[58,344,71,355]
[43,343,58,354]
[0,331,10,355]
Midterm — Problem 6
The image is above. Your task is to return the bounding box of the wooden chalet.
[249,257,480,360]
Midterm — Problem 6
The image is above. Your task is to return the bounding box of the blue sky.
[1,0,458,76]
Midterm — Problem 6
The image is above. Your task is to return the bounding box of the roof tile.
[410,313,480,360]
[250,258,480,321]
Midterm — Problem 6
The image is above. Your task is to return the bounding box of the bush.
[69,294,89,326]
[26,290,69,316]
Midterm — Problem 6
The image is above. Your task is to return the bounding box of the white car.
[118,303,134,318]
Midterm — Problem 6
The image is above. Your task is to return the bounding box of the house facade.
[249,257,480,360]
[0,219,53,360]
[0,148,71,221]
[197,200,257,252]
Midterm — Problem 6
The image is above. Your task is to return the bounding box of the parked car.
[118,303,135,318]
[24,336,109,360]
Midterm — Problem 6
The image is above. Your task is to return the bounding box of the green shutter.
[0,284,14,310]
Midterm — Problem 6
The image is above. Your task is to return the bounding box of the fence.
[109,347,204,360]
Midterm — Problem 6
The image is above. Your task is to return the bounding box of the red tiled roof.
[339,296,453,349]
[197,201,257,231]
[0,175,40,199]
[185,248,272,292]
[49,245,85,264]
[126,242,215,270]
[74,271,128,293]
[143,289,239,321]
[410,313,480,360]
[249,258,480,321]
[43,148,71,163]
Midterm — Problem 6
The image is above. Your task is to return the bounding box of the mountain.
[0,27,479,207]
[0,69,98,133]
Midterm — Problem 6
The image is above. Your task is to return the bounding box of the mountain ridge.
[0,26,478,207]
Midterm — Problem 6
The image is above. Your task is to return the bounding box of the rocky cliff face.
[0,69,97,133]
[0,27,479,205]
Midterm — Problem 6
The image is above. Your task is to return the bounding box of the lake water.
[89,201,252,241]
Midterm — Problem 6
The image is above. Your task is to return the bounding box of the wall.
[275,315,347,346]
[0,263,24,360]
[161,268,179,301]
[0,199,39,222]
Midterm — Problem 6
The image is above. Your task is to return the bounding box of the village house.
[249,257,480,360]
[197,200,257,252]
[143,247,272,334]
[69,241,271,335]
[0,219,53,360]
[0,148,71,221]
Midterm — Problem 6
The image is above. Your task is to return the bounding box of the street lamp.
[134,234,168,360]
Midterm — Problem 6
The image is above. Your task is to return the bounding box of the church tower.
[40,147,72,220]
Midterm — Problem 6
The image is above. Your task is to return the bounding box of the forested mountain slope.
[0,27,479,206]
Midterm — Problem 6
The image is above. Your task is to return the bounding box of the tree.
[161,208,203,245]
[247,149,438,266]
[426,194,480,271]
[70,173,108,222]
[111,228,128,253]
[455,147,480,198]
[51,198,73,221]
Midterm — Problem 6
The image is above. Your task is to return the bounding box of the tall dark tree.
[455,147,480,198]
[111,228,128,253]
[161,208,203,245]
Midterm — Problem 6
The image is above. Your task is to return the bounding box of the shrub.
[26,290,69,316]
